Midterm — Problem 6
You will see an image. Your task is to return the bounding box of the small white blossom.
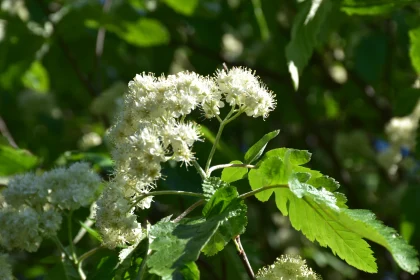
[256,255,321,280]
[386,116,418,149]
[216,67,276,118]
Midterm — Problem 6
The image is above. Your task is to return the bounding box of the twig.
[233,236,255,279]
[172,199,205,223]
[0,115,18,148]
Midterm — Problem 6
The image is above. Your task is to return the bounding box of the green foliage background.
[1,0,420,279]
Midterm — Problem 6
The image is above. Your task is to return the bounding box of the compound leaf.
[244,130,280,164]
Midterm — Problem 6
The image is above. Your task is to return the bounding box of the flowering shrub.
[0,67,418,280]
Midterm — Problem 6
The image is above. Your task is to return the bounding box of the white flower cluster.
[0,162,101,252]
[256,255,321,280]
[378,99,420,173]
[95,67,276,248]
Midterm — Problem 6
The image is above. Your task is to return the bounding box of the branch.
[172,199,205,223]
[234,236,255,279]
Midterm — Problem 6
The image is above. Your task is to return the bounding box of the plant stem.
[68,211,78,262]
[78,246,103,263]
[233,236,255,279]
[239,185,288,200]
[131,190,206,210]
[205,106,237,174]
[172,199,206,223]
[52,236,86,279]
[192,160,206,179]
[136,224,151,280]
[208,163,256,175]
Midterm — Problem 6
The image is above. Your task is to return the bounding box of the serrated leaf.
[409,26,420,75]
[163,0,199,15]
[147,217,220,277]
[308,175,340,192]
[343,209,419,274]
[202,186,247,256]
[248,148,308,202]
[202,177,229,200]
[275,173,377,273]
[271,173,419,274]
[286,0,334,90]
[221,160,248,183]
[0,145,38,176]
[341,0,417,15]
[244,130,280,164]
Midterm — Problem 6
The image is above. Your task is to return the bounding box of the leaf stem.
[172,199,206,223]
[239,185,288,200]
[233,236,255,279]
[205,106,242,174]
[192,160,206,179]
[78,246,103,264]
[208,163,256,175]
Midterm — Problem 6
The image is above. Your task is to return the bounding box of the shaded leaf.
[202,177,229,200]
[202,186,247,256]
[285,0,334,90]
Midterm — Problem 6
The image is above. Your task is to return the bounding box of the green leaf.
[163,0,199,15]
[285,0,334,90]
[244,130,280,164]
[21,61,50,93]
[248,148,310,201]
[79,221,102,243]
[271,172,419,274]
[147,217,220,277]
[0,145,38,176]
[307,175,340,192]
[202,186,247,256]
[275,173,378,273]
[108,19,169,47]
[341,0,418,15]
[409,26,420,75]
[342,209,419,275]
[202,177,229,200]
[221,160,248,183]
[164,262,200,280]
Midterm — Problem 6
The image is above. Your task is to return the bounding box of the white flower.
[216,67,276,118]
[256,255,321,280]
[386,116,418,148]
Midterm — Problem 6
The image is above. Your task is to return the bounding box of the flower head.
[256,255,321,280]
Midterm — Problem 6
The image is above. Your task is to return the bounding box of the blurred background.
[1,0,420,279]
